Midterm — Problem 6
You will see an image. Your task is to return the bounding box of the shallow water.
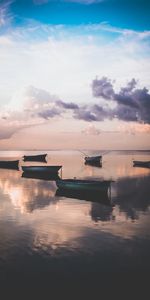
[0,150,150,294]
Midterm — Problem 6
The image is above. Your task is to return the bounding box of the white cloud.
[82,124,101,135]
[0,22,150,145]
[0,23,150,108]
[0,1,13,27]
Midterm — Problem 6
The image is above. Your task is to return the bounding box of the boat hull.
[0,160,19,170]
[22,166,62,173]
[133,160,150,168]
[85,155,102,164]
[23,154,47,162]
[56,179,111,193]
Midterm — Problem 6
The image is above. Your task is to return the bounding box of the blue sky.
[1,0,150,30]
[0,0,150,149]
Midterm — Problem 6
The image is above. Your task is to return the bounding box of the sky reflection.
[0,151,150,261]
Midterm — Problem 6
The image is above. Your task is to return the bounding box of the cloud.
[118,123,150,135]
[92,77,150,124]
[1,77,150,141]
[56,100,79,110]
[92,77,115,99]
[38,108,61,119]
[74,103,113,122]
[0,19,150,141]
[82,124,101,135]
[74,107,98,121]
[0,0,13,27]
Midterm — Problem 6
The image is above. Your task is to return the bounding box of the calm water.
[0,150,150,295]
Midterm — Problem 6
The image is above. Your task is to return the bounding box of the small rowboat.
[84,155,102,164]
[22,166,62,173]
[0,160,19,170]
[22,154,47,162]
[133,160,150,168]
[56,179,111,193]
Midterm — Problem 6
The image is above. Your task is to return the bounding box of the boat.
[84,155,102,164]
[0,160,19,170]
[133,160,150,168]
[22,153,47,162]
[22,166,62,174]
[56,179,111,193]
[22,171,60,181]
[55,187,112,205]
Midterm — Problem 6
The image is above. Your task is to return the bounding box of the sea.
[0,150,150,297]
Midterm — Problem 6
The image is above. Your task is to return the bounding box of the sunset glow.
[0,0,150,149]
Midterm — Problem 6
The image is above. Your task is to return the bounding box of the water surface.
[0,150,150,294]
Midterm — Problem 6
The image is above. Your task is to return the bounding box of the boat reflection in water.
[22,171,60,181]
[56,187,112,206]
[55,178,112,208]
[0,160,19,170]
[84,160,102,168]
[1,150,150,292]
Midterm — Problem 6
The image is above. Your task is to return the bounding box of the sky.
[0,0,150,150]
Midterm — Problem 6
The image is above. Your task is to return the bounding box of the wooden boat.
[55,187,112,205]
[56,179,111,193]
[0,160,19,170]
[22,166,62,173]
[84,155,102,164]
[22,171,60,181]
[133,160,150,168]
[22,153,47,162]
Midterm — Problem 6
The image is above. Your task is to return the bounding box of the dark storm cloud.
[92,77,150,124]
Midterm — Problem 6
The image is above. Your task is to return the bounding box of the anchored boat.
[133,160,150,168]
[84,155,102,164]
[56,179,111,193]
[22,154,47,162]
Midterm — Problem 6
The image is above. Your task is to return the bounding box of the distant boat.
[22,171,60,181]
[133,160,150,168]
[22,154,47,162]
[22,166,62,174]
[84,155,102,164]
[56,179,111,193]
[55,187,112,205]
[0,160,19,170]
